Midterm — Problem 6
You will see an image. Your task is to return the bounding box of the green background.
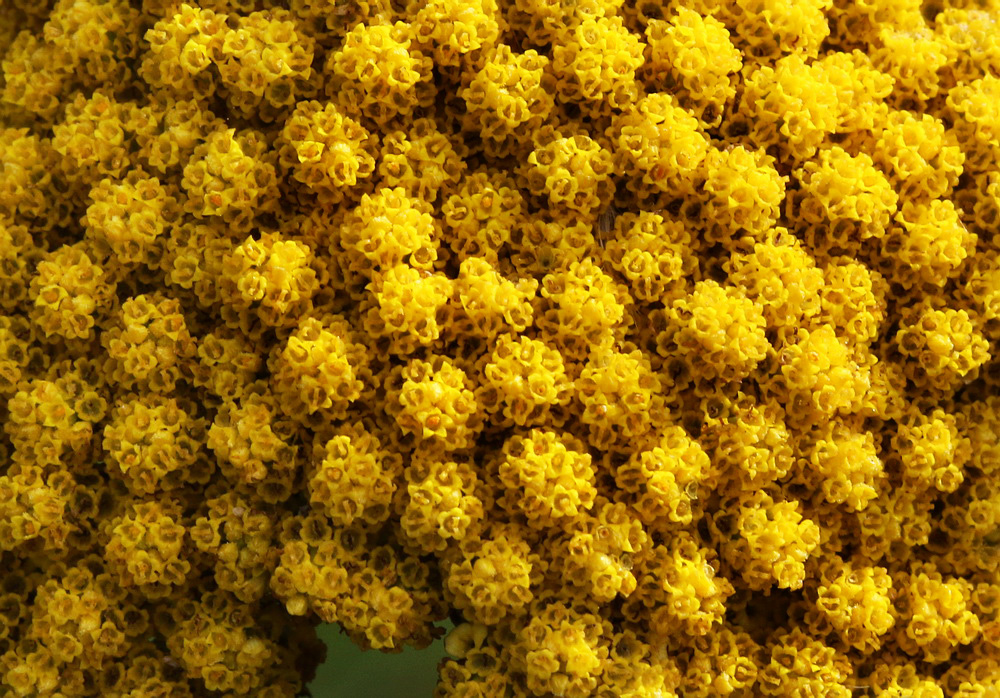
[309,624,447,698]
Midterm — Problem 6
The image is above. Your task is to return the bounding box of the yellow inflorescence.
[611,91,709,203]
[497,428,596,528]
[278,100,379,203]
[1,0,1000,695]
[604,211,695,303]
[700,144,786,246]
[661,279,770,383]
[815,559,895,652]
[644,8,742,129]
[616,424,710,527]
[462,44,553,157]
[326,21,433,127]
[102,394,207,496]
[480,332,571,426]
[395,355,480,451]
[29,243,115,342]
[523,134,615,216]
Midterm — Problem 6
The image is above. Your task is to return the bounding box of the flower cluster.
[2,0,999,695]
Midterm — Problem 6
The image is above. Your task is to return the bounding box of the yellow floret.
[102,293,197,394]
[366,263,452,349]
[575,345,661,449]
[0,463,72,554]
[872,21,948,108]
[726,228,825,332]
[208,393,298,500]
[893,406,971,494]
[214,8,315,119]
[134,97,224,175]
[6,0,1000,690]
[774,324,870,426]
[738,55,838,163]
[509,213,597,277]
[604,211,695,303]
[699,391,795,489]
[599,630,678,697]
[102,394,206,496]
[84,169,179,268]
[555,502,648,603]
[340,186,439,274]
[412,0,501,68]
[140,4,227,97]
[27,560,131,670]
[537,258,628,361]
[167,590,281,692]
[378,118,466,203]
[401,453,485,552]
[870,664,945,698]
[181,127,278,232]
[869,109,965,202]
[444,530,536,625]
[680,624,761,697]
[631,532,733,638]
[798,418,883,511]
[818,50,894,136]
[0,30,65,122]
[4,0,138,119]
[5,370,106,468]
[818,257,886,345]
[441,169,523,263]
[816,560,895,652]
[0,315,31,400]
[454,256,537,340]
[51,90,136,180]
[881,199,977,291]
[757,628,852,697]
[724,492,821,591]
[310,426,397,528]
[935,7,1000,89]
[824,0,918,53]
[0,130,68,231]
[946,75,1000,175]
[509,0,622,47]
[965,249,1000,342]
[192,326,264,400]
[268,314,367,421]
[726,0,832,64]
[221,232,319,327]
[514,603,609,698]
[286,0,397,49]
[189,491,276,602]
[104,500,190,594]
[895,563,981,662]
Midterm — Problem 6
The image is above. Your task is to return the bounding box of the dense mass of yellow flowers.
[0,0,999,695]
